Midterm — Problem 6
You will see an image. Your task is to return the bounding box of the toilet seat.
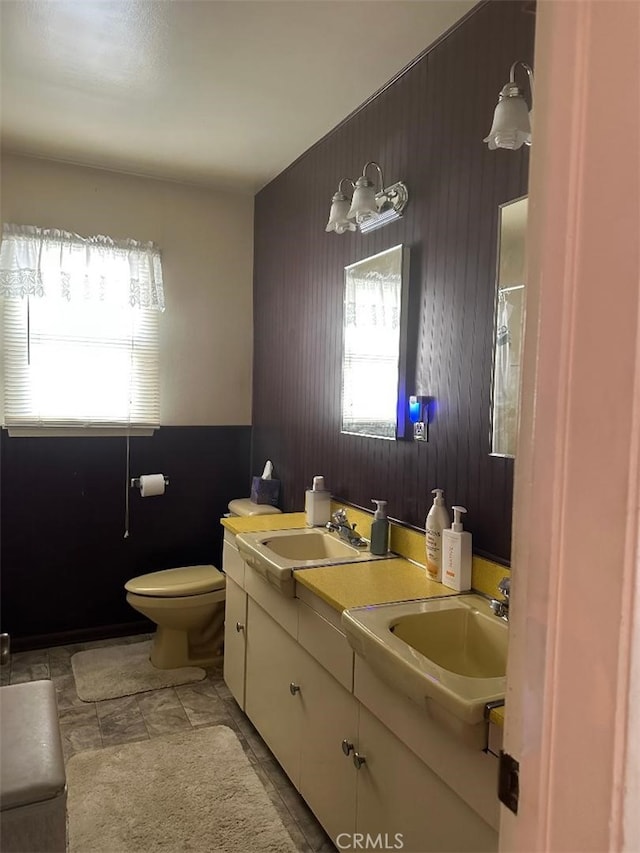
[125,565,224,598]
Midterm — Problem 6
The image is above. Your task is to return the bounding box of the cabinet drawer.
[222,540,245,587]
[245,564,298,637]
[298,600,354,692]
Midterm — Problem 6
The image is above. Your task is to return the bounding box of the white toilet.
[125,565,226,669]
[125,498,280,669]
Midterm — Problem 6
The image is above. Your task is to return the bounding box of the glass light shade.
[484,94,531,150]
[326,194,356,234]
[347,177,378,224]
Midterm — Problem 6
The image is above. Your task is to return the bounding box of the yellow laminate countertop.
[490,706,505,727]
[294,559,452,612]
[221,512,306,536]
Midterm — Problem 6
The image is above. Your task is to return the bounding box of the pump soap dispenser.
[305,476,331,527]
[442,506,472,592]
[425,489,450,582]
[370,500,389,556]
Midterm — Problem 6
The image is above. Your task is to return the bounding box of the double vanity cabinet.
[222,528,500,852]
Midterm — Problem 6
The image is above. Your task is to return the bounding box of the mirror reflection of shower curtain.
[493,290,521,455]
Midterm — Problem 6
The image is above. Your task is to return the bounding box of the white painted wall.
[0,153,254,425]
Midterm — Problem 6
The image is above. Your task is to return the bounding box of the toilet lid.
[228,498,281,517]
[125,565,225,597]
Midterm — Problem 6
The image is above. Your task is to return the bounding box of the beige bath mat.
[71,641,206,701]
[66,725,298,853]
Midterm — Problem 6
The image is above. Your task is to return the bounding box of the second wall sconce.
[326,161,409,235]
[484,61,534,150]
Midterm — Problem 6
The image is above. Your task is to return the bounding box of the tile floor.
[2,635,336,853]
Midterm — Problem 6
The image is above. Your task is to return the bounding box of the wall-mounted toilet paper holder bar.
[130,477,170,489]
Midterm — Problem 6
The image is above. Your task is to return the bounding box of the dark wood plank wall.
[0,426,251,644]
[252,1,534,564]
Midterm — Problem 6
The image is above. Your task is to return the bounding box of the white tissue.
[261,460,273,480]
[139,473,166,497]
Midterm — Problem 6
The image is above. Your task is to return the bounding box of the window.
[0,224,164,433]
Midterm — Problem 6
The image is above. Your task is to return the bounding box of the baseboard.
[10,620,154,652]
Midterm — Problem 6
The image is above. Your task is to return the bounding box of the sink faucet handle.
[498,577,511,600]
[332,507,348,525]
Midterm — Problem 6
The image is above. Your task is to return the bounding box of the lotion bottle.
[370,500,389,556]
[425,489,450,582]
[305,476,331,527]
[442,506,472,592]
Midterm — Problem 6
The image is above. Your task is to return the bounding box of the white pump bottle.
[442,506,472,592]
[425,489,450,582]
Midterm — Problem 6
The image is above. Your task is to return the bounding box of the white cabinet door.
[298,652,358,842]
[245,598,305,787]
[356,707,498,853]
[223,576,247,709]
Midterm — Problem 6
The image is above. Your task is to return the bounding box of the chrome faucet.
[489,577,511,621]
[326,508,367,548]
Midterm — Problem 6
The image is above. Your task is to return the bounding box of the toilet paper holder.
[130,476,170,489]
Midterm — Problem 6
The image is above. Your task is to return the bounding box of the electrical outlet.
[413,422,427,441]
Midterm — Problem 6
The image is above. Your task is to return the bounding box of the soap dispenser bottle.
[305,476,331,527]
[442,506,472,592]
[425,489,450,582]
[370,500,389,556]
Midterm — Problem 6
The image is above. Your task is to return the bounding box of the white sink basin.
[259,531,362,561]
[236,527,385,595]
[342,595,507,748]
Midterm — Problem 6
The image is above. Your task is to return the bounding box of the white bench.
[0,680,67,852]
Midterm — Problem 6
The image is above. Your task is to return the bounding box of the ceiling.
[0,0,476,193]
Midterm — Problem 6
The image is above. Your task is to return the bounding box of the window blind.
[1,224,164,432]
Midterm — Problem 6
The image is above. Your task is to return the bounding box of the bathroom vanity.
[222,524,500,851]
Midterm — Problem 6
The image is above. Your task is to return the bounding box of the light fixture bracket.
[506,61,534,105]
[359,180,409,234]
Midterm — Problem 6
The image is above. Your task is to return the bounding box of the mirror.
[490,196,528,457]
[341,245,409,440]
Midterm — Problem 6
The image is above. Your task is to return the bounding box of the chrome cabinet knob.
[353,752,367,769]
[235,622,245,633]
[341,739,354,756]
[289,682,301,695]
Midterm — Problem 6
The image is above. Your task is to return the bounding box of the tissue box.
[250,477,280,506]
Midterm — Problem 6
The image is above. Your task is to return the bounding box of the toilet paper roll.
[139,473,166,498]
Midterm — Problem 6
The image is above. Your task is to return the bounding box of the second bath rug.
[71,640,206,701]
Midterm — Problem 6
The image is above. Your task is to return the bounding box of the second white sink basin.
[236,527,385,595]
[342,595,507,748]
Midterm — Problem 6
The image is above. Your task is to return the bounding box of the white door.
[298,653,359,841]
[245,599,305,786]
[356,706,497,853]
[501,2,640,850]
[222,576,247,708]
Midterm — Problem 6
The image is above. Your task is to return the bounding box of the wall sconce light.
[409,395,436,442]
[484,61,534,150]
[325,161,409,235]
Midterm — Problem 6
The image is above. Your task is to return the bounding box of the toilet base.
[149,607,225,670]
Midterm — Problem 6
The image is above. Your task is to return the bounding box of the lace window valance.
[0,223,165,311]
